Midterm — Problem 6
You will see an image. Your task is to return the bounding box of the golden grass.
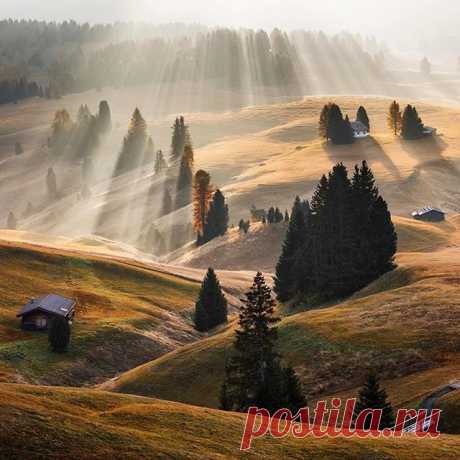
[1,382,460,459]
[0,240,200,385]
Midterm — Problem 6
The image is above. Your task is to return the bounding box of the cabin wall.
[21,313,50,331]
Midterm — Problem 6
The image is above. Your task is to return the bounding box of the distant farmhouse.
[17,294,75,331]
[412,207,446,222]
[351,121,369,139]
[250,205,266,222]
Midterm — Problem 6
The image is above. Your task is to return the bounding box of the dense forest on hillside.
[0,20,387,102]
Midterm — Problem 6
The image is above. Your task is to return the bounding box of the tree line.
[275,161,397,303]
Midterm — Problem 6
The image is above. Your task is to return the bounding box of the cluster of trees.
[275,161,397,302]
[220,272,306,413]
[319,103,355,145]
[49,100,112,166]
[0,77,44,105]
[194,268,228,332]
[265,207,287,224]
[193,170,229,246]
[387,101,427,140]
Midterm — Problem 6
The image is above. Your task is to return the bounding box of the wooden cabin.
[17,294,75,331]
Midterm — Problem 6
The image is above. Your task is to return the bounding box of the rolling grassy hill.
[1,382,459,459]
[106,234,460,412]
[171,216,456,273]
[0,239,201,386]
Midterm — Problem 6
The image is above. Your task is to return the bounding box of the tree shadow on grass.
[324,136,402,181]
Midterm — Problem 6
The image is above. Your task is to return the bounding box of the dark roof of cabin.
[17,294,76,318]
[411,207,446,217]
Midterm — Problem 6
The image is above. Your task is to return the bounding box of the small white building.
[351,121,370,139]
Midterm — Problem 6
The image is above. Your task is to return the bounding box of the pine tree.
[193,170,213,243]
[319,103,332,140]
[202,189,229,244]
[194,268,228,332]
[170,116,189,163]
[175,144,194,209]
[354,373,394,430]
[284,210,289,222]
[154,150,167,174]
[274,196,306,301]
[357,106,370,131]
[387,101,402,136]
[221,272,305,413]
[48,316,71,353]
[115,108,147,175]
[283,366,307,413]
[46,167,58,199]
[6,211,17,230]
[15,142,23,155]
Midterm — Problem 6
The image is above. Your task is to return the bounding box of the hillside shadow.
[324,136,402,181]
[399,135,448,166]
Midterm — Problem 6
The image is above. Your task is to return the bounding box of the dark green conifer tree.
[175,144,194,209]
[357,106,370,131]
[48,316,71,353]
[354,373,394,430]
[221,272,305,413]
[194,268,228,331]
[274,197,306,301]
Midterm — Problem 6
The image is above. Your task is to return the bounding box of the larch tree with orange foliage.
[193,169,213,245]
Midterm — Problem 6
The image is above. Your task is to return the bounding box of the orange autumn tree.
[193,169,213,243]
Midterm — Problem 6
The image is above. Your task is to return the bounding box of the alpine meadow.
[2,2,460,458]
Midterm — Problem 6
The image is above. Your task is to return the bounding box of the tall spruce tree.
[202,189,229,244]
[354,373,394,430]
[170,116,189,163]
[387,101,402,136]
[357,106,370,131]
[319,103,332,140]
[221,272,305,413]
[274,196,306,301]
[194,268,228,332]
[175,144,194,209]
[115,108,147,175]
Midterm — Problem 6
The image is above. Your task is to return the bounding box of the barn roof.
[411,207,445,217]
[17,294,75,318]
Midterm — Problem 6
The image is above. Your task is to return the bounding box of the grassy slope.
[107,238,460,410]
[0,240,200,386]
[174,216,455,273]
[438,391,460,434]
[1,382,459,460]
